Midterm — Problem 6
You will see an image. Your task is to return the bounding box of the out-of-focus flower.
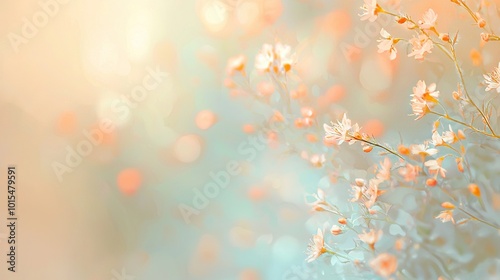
[408,34,433,60]
[456,157,464,173]
[359,229,382,250]
[274,43,295,73]
[376,157,391,181]
[377,28,398,60]
[399,163,420,182]
[436,210,455,223]
[365,178,384,209]
[425,157,447,178]
[226,55,246,75]
[359,0,382,22]
[481,32,490,42]
[310,154,326,168]
[255,44,274,72]
[330,225,342,235]
[306,229,326,262]
[255,43,296,75]
[439,33,450,42]
[309,189,330,211]
[370,253,398,277]
[338,217,347,225]
[484,62,500,93]
[418,9,438,30]
[324,113,362,145]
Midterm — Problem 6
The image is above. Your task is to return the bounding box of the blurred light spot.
[247,186,266,201]
[189,234,220,276]
[153,41,178,73]
[117,168,142,196]
[201,0,228,33]
[262,0,282,24]
[239,269,261,280]
[362,119,385,137]
[319,10,352,37]
[229,225,255,248]
[257,81,274,96]
[127,11,152,62]
[174,134,203,163]
[57,111,77,135]
[272,236,300,262]
[96,93,130,128]
[196,110,217,130]
[236,1,260,26]
[360,56,392,91]
[242,124,255,134]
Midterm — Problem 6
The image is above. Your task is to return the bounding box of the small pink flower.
[436,210,455,223]
[226,55,246,76]
[408,35,433,60]
[306,229,326,262]
[441,125,458,144]
[398,163,420,182]
[359,229,382,250]
[376,157,392,181]
[425,157,447,178]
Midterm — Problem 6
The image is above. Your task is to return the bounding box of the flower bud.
[338,217,347,225]
[441,202,455,209]
[330,225,342,235]
[426,178,437,187]
[468,183,481,197]
[439,33,450,42]
[363,145,373,153]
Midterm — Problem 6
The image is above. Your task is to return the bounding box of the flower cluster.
[224,0,500,278]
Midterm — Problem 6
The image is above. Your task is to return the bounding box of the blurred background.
[1,0,500,279]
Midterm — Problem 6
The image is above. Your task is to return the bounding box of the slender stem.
[448,44,496,135]
[429,111,499,138]
[458,207,500,230]
[353,136,405,160]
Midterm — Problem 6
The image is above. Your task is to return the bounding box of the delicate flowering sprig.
[324,114,404,160]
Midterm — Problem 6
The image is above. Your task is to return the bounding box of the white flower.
[411,143,438,157]
[410,97,429,120]
[324,113,361,145]
[255,44,274,72]
[360,0,380,22]
[432,131,444,146]
[377,28,398,60]
[408,35,433,60]
[484,62,500,93]
[255,43,296,75]
[418,9,438,30]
